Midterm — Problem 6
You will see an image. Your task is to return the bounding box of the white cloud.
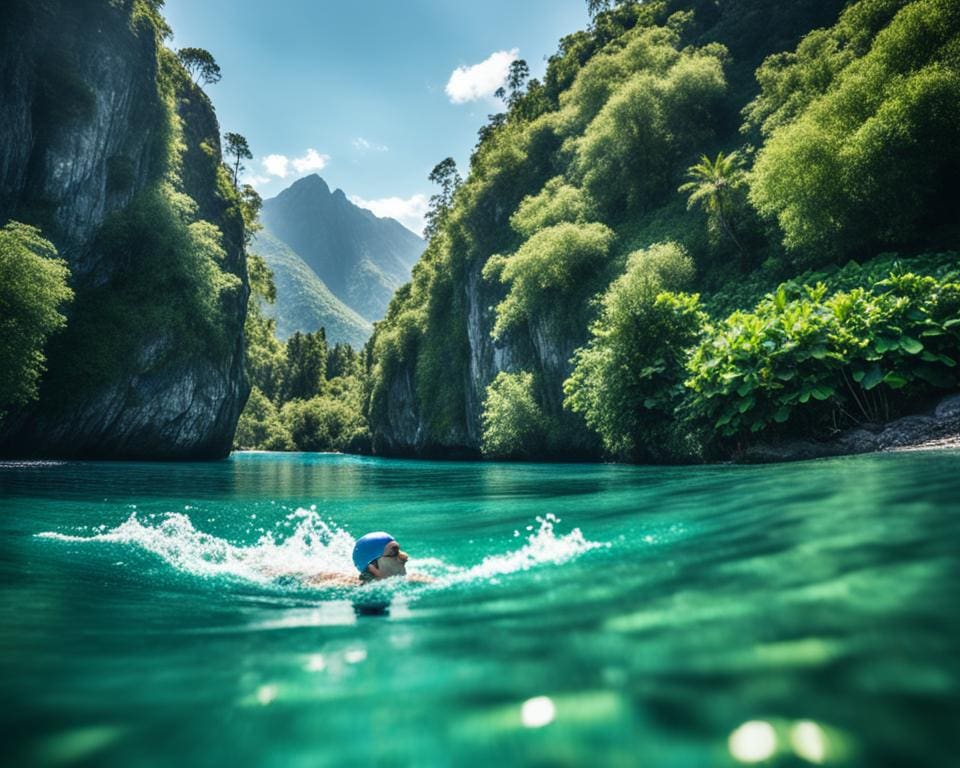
[292,148,330,173]
[350,193,429,237]
[262,154,291,178]
[240,173,273,189]
[258,148,331,182]
[353,137,389,153]
[445,48,518,104]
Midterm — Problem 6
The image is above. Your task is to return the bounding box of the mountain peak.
[287,174,330,195]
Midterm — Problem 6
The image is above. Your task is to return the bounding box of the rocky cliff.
[0,0,249,459]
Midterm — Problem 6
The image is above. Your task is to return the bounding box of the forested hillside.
[251,229,372,346]
[365,0,960,461]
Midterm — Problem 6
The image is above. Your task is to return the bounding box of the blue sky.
[163,0,590,234]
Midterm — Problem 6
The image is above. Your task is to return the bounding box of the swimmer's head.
[353,531,408,581]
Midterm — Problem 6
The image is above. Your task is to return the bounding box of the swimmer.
[286,531,433,587]
[353,531,434,585]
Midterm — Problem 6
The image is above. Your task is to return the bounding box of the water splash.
[37,509,607,590]
[37,507,357,585]
[438,513,609,585]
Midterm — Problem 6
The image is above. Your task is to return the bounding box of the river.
[1,451,958,766]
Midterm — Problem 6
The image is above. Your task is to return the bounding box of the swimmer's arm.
[304,572,362,587]
[405,573,436,584]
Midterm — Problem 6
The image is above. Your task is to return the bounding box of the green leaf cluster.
[484,222,615,339]
[0,223,73,416]
[234,387,292,451]
[280,375,369,453]
[686,270,960,437]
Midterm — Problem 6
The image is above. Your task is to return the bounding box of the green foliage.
[282,375,368,452]
[243,252,285,400]
[327,342,361,379]
[564,242,704,460]
[481,371,548,458]
[223,132,252,188]
[577,56,727,217]
[176,47,221,86]
[484,222,615,338]
[678,151,749,263]
[510,177,593,237]
[0,223,73,415]
[43,184,241,403]
[234,387,292,450]
[423,158,462,242]
[281,330,327,402]
[747,0,960,262]
[686,268,960,438]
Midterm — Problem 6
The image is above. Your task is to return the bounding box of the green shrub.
[564,242,704,460]
[234,387,292,450]
[483,222,615,339]
[573,44,727,217]
[282,382,368,453]
[0,222,73,415]
[510,177,593,237]
[686,270,960,438]
[481,371,547,458]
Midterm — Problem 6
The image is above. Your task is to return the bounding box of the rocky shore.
[737,393,960,463]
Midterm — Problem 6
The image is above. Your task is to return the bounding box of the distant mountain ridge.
[260,175,425,324]
[251,230,372,346]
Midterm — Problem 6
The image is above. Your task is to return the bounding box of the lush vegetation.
[236,318,370,452]
[0,223,73,419]
[364,0,960,462]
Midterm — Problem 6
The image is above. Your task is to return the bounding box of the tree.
[586,0,613,21]
[176,47,222,87]
[0,222,73,417]
[476,112,507,147]
[564,243,704,461]
[481,371,547,458]
[495,59,530,109]
[238,183,262,243]
[281,330,327,401]
[223,132,252,188]
[243,252,285,401]
[678,151,749,265]
[423,157,462,241]
[327,342,359,379]
[234,387,292,450]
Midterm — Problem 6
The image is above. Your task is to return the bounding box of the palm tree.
[679,151,749,266]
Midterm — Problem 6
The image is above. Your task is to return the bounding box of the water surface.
[1,451,958,767]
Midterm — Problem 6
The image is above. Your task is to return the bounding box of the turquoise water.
[1,451,958,767]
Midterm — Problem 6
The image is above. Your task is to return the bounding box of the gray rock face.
[0,0,249,460]
[371,253,585,457]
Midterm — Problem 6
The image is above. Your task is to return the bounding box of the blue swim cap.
[352,531,395,573]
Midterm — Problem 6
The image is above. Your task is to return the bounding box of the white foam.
[37,508,357,584]
[440,513,609,585]
[37,510,607,590]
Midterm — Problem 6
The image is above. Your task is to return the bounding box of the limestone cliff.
[0,0,249,459]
